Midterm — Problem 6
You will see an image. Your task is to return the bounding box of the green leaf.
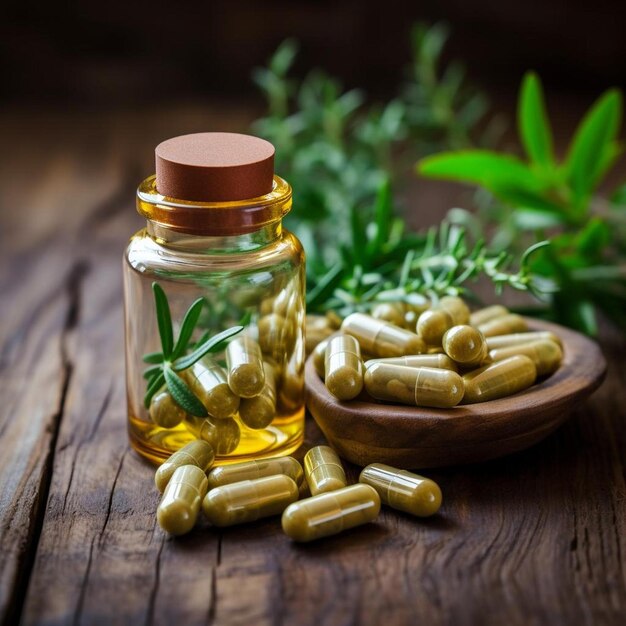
[173,326,244,371]
[417,150,542,194]
[142,351,163,364]
[171,297,205,360]
[575,218,610,260]
[306,264,344,311]
[565,89,622,199]
[152,282,174,359]
[368,177,392,256]
[143,371,165,409]
[518,72,554,168]
[163,367,207,417]
[512,209,564,230]
[269,39,298,76]
[143,364,163,380]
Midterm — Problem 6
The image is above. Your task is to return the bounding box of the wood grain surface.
[0,106,625,626]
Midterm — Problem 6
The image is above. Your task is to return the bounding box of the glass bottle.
[123,133,305,464]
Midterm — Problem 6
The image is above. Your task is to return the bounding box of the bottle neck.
[146,219,283,253]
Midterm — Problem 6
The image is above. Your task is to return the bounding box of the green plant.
[418,72,625,333]
[142,283,243,415]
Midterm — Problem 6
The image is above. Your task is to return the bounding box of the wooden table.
[1,106,625,626]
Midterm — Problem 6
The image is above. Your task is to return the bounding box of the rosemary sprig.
[142,283,243,415]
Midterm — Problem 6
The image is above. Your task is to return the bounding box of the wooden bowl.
[305,319,606,469]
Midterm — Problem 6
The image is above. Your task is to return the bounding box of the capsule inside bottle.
[157,465,209,535]
[364,363,464,408]
[149,390,187,428]
[185,415,241,455]
[359,463,442,517]
[155,439,215,493]
[342,313,425,358]
[462,354,537,403]
[324,334,364,400]
[239,361,277,429]
[202,474,299,527]
[304,445,347,495]
[226,336,265,398]
[282,484,381,542]
[183,359,240,419]
[489,339,562,377]
[207,456,304,490]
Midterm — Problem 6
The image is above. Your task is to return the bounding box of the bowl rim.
[305,317,607,429]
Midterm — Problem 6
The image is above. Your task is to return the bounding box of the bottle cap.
[155,132,275,202]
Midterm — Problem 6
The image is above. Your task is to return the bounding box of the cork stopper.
[155,132,275,202]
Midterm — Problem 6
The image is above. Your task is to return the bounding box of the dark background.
[3,0,626,108]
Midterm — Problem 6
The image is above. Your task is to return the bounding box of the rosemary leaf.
[171,297,205,360]
[172,325,244,372]
[163,366,208,417]
[152,282,174,359]
[143,371,165,409]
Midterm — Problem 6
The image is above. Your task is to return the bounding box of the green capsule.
[226,336,265,398]
[185,415,241,455]
[442,325,488,367]
[304,445,347,495]
[155,440,215,493]
[342,313,426,358]
[258,313,295,360]
[324,334,364,400]
[157,465,208,536]
[478,314,528,337]
[305,315,334,355]
[439,296,470,325]
[485,331,562,350]
[149,390,187,428]
[183,359,240,419]
[207,456,304,490]
[202,474,299,527]
[277,358,304,412]
[312,338,329,379]
[364,354,458,372]
[463,354,537,403]
[239,361,277,429]
[371,302,406,328]
[364,363,464,408]
[359,463,442,517]
[282,484,381,542]
[416,309,453,346]
[489,339,562,377]
[469,304,509,327]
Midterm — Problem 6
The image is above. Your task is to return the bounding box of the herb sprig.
[142,283,243,415]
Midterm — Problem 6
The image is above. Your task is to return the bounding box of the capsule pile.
[155,443,443,541]
[315,298,563,408]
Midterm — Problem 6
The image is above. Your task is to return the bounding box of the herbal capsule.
[469,304,509,327]
[207,456,304,490]
[184,359,240,419]
[186,415,241,455]
[342,313,426,358]
[312,338,329,379]
[371,302,406,328]
[155,439,215,493]
[305,317,333,355]
[326,310,343,330]
[324,335,364,400]
[202,474,299,527]
[364,354,458,372]
[258,313,294,360]
[281,484,381,542]
[439,295,470,325]
[489,339,563,377]
[239,361,277,429]
[304,445,347,495]
[359,463,442,517]
[364,363,464,408]
[485,331,562,350]
[442,325,488,367]
[463,354,537,403]
[149,390,187,428]
[226,336,265,398]
[157,465,208,536]
[478,313,528,337]
[277,357,304,412]
[416,309,453,346]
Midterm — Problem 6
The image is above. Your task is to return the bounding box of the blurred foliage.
[251,24,547,314]
[418,73,625,334]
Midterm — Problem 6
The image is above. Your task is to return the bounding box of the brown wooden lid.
[155,132,275,202]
